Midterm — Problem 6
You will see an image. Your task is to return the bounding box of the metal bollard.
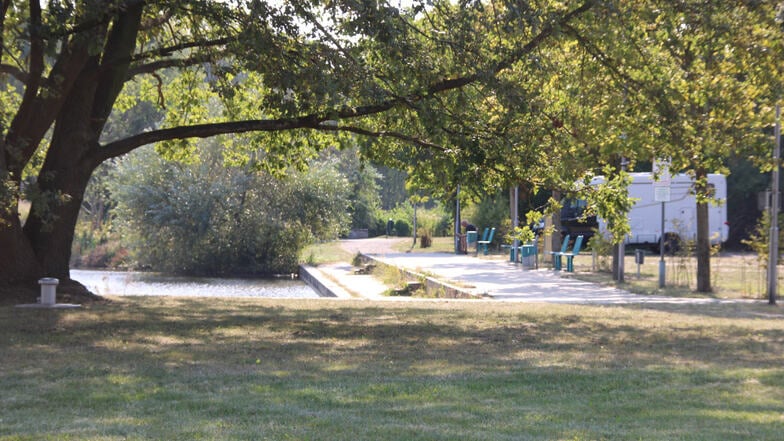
[38,278,59,305]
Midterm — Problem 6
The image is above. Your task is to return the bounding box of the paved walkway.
[311,241,751,304]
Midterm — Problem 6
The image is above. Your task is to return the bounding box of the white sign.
[653,158,671,201]
[654,186,671,202]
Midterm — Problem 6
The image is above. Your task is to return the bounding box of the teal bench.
[552,235,584,272]
[548,234,570,271]
[477,227,495,255]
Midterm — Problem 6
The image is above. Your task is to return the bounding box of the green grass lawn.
[2,297,783,440]
[395,236,457,253]
[300,241,355,266]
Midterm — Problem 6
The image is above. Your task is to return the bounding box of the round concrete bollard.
[38,278,59,305]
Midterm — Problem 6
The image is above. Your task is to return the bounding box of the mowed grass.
[2,297,783,440]
[300,241,354,266]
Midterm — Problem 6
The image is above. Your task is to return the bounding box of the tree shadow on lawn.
[4,297,783,374]
[2,297,784,439]
[621,300,784,320]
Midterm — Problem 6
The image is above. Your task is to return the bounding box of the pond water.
[71,269,319,299]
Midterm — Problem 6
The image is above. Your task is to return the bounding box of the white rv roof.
[590,172,725,185]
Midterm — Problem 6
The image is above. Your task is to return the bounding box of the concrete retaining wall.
[358,254,478,299]
[300,255,480,300]
[298,265,338,297]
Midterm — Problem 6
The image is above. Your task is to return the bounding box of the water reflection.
[71,269,319,298]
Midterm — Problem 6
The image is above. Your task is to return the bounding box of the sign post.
[653,159,671,289]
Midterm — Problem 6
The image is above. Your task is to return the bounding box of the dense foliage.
[109,143,351,276]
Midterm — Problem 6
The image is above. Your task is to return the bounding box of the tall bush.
[379,202,452,238]
[330,148,382,230]
[110,145,350,276]
[464,192,511,245]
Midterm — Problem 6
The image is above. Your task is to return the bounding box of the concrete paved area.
[313,244,751,304]
[373,253,735,304]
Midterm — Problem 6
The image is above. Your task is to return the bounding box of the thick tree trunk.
[694,168,712,293]
[0,213,42,283]
[550,190,562,260]
[0,4,141,294]
[23,163,95,279]
[696,198,712,292]
[0,15,100,293]
[24,60,102,280]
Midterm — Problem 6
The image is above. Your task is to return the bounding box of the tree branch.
[0,64,28,83]
[132,37,235,63]
[97,117,321,163]
[4,0,45,174]
[127,54,214,77]
[96,0,597,165]
[5,20,98,175]
[92,1,145,132]
[319,124,447,152]
[96,94,421,162]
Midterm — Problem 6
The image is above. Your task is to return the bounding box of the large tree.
[0,0,597,296]
[4,0,778,301]
[562,0,782,291]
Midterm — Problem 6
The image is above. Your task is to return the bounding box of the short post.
[38,278,59,305]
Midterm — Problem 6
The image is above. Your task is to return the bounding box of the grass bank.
[2,297,783,440]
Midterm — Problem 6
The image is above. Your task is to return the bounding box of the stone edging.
[356,253,480,299]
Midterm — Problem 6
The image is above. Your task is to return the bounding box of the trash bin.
[466,230,478,245]
[38,278,59,305]
[521,244,537,269]
[634,249,645,278]
[634,249,645,264]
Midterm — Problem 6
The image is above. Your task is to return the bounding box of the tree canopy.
[1,0,599,287]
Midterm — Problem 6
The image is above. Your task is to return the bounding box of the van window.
[561,198,587,220]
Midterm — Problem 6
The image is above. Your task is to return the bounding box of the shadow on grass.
[2,298,783,439]
[4,297,783,374]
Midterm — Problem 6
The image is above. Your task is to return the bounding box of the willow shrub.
[110,145,351,276]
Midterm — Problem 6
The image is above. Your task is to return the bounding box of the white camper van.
[560,173,729,250]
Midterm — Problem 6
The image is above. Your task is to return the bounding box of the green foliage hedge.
[109,145,351,276]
